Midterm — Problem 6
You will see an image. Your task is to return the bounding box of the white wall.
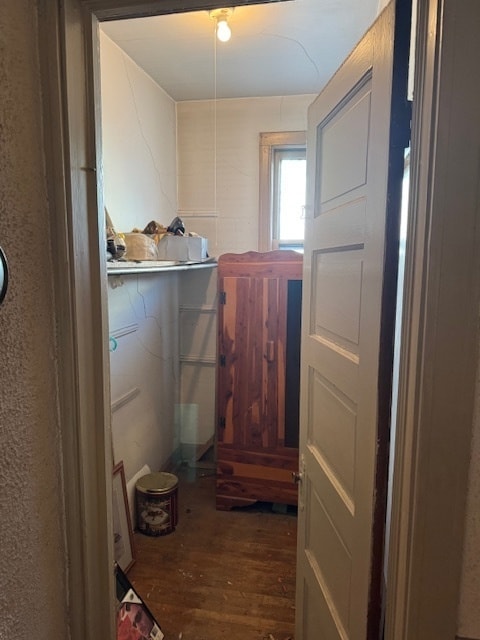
[0,2,68,637]
[377,0,390,13]
[101,31,183,492]
[100,31,177,232]
[177,95,315,256]
[108,272,180,481]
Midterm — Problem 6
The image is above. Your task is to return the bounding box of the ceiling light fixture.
[210,8,233,43]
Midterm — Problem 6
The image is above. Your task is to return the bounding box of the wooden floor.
[127,460,297,640]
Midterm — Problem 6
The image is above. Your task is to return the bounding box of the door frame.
[385,1,480,637]
[37,1,480,638]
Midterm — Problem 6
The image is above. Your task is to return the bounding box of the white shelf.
[107,258,217,276]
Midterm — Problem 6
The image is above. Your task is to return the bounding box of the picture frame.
[113,461,135,573]
[116,563,164,640]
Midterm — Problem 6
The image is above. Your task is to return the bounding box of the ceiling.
[100,0,381,101]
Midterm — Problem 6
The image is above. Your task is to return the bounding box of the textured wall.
[0,2,68,639]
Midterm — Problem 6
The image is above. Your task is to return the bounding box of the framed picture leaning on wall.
[113,461,135,573]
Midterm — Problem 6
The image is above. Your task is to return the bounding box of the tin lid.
[136,471,178,494]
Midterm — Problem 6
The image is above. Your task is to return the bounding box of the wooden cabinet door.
[216,251,303,510]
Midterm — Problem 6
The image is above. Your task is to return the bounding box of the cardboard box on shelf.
[123,232,157,261]
[156,235,208,262]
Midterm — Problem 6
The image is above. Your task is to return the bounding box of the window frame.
[258,131,307,252]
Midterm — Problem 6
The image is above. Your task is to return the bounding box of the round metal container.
[135,472,178,537]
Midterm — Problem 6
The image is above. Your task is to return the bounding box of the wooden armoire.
[216,250,303,510]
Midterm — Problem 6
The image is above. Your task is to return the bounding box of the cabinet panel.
[216,251,302,510]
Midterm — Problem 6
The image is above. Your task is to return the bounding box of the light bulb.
[216,18,231,42]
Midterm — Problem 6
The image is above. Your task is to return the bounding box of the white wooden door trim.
[37,2,115,638]
[386,0,480,638]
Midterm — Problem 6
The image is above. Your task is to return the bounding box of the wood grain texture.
[127,464,297,640]
[216,251,302,510]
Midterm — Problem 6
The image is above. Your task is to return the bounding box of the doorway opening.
[100,8,308,635]
[94,2,404,636]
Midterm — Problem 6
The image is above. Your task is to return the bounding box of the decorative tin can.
[135,472,178,537]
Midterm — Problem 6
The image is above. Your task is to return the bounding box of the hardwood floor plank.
[127,465,297,640]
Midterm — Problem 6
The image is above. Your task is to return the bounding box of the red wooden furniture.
[216,251,303,510]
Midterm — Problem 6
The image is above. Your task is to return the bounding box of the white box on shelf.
[156,236,208,262]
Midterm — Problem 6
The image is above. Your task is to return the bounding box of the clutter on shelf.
[106,209,127,260]
[105,211,208,263]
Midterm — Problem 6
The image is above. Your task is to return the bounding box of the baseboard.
[457,635,480,640]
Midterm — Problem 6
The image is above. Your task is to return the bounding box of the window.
[259,131,306,252]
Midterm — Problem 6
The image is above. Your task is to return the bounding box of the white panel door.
[296,2,411,638]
